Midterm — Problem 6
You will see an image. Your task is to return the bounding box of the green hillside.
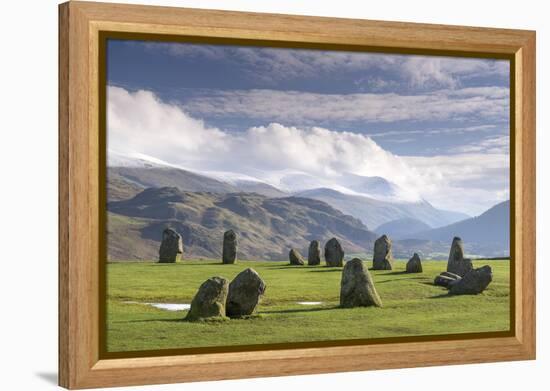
[107,187,377,261]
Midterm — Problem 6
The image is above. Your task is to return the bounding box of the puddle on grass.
[125,301,323,310]
[124,301,190,311]
[147,303,190,311]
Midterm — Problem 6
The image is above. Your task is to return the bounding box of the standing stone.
[185,276,229,321]
[406,253,423,273]
[447,237,473,277]
[226,268,266,318]
[222,230,237,264]
[307,240,321,265]
[158,228,183,263]
[449,265,493,295]
[324,238,344,267]
[372,235,394,270]
[340,258,382,308]
[289,248,305,265]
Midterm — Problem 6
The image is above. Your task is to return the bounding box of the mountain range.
[108,187,376,261]
[412,200,510,247]
[107,152,469,229]
[297,188,469,230]
[106,152,509,260]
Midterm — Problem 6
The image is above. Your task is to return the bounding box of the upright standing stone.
[406,253,423,273]
[340,258,382,308]
[222,230,237,264]
[158,228,183,263]
[324,238,344,267]
[372,235,394,270]
[185,276,229,321]
[447,237,473,277]
[307,240,321,265]
[289,248,305,265]
[449,265,493,295]
[226,268,266,318]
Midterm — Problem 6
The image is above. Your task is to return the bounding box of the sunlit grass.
[107,259,510,352]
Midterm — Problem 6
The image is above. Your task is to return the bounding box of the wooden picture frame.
[59,1,536,389]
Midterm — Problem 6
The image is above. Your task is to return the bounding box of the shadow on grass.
[420,282,438,287]
[428,293,452,299]
[114,317,185,324]
[261,306,339,315]
[385,270,413,275]
[376,276,427,284]
[151,262,223,266]
[307,268,342,273]
[121,315,264,324]
[269,265,313,270]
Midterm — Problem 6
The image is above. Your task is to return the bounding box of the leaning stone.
[440,271,462,280]
[289,248,305,265]
[324,238,344,267]
[226,268,266,318]
[340,258,382,308]
[158,228,183,263]
[372,235,394,270]
[449,265,493,295]
[308,240,321,265]
[434,274,461,288]
[185,276,229,321]
[406,253,423,273]
[222,230,237,264]
[447,237,473,277]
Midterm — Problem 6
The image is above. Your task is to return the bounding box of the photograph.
[104,39,511,354]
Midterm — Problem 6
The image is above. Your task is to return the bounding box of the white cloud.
[403,153,509,213]
[453,135,510,154]
[107,86,229,164]
[108,86,509,215]
[141,42,509,88]
[181,87,509,124]
[402,57,509,88]
[369,124,498,139]
[143,42,396,82]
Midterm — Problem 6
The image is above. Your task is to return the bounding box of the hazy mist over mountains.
[106,152,509,261]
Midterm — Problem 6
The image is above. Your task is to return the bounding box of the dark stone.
[434,274,461,288]
[406,253,423,273]
[222,230,237,264]
[226,268,266,317]
[185,276,229,321]
[324,238,344,267]
[340,258,382,308]
[447,237,473,277]
[372,235,394,270]
[308,240,321,265]
[158,228,183,263]
[440,271,462,280]
[289,248,305,265]
[449,265,493,295]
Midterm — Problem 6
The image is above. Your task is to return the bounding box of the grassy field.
[106,259,510,352]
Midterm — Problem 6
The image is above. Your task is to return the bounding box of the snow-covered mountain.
[108,150,181,169]
[107,150,468,229]
[108,150,419,203]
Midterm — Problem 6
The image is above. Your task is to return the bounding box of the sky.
[106,39,510,216]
